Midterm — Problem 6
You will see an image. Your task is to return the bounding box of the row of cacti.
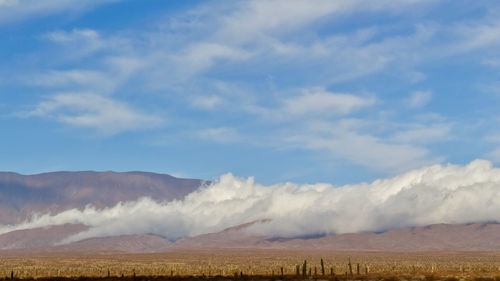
[5,261,500,279]
[6,259,362,280]
[6,258,368,280]
[294,257,370,278]
[11,258,472,279]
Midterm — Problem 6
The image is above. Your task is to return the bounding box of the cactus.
[281,267,284,278]
[348,257,353,276]
[303,260,307,277]
[321,259,325,276]
[357,263,360,275]
[297,265,300,276]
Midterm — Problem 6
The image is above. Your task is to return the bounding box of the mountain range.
[0,171,204,225]
[1,171,499,253]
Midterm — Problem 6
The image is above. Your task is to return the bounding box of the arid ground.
[2,250,500,280]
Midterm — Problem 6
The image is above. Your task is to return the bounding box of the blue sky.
[1,0,500,184]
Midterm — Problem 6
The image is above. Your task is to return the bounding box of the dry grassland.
[1,250,500,280]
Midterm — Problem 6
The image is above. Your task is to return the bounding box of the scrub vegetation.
[1,250,500,280]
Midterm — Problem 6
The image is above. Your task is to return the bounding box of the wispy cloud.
[32,70,117,94]
[284,119,440,173]
[0,0,121,25]
[486,147,500,164]
[46,28,99,43]
[240,87,447,173]
[282,88,375,116]
[219,0,437,42]
[25,93,163,135]
[11,0,500,176]
[190,95,225,110]
[391,123,452,144]
[450,16,500,53]
[248,88,375,121]
[408,91,432,108]
[197,127,242,143]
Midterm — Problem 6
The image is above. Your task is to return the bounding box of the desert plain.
[2,250,500,280]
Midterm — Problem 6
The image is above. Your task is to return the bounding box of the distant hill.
[0,224,170,253]
[171,222,500,251]
[0,171,205,224]
[2,171,500,253]
[2,222,500,252]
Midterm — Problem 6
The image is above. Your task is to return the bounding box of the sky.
[1,0,500,185]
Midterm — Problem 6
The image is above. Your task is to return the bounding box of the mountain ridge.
[2,171,500,253]
[2,222,500,253]
[0,171,205,224]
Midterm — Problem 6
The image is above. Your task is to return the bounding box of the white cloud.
[283,88,375,116]
[0,0,17,6]
[391,123,452,144]
[34,70,103,86]
[451,18,500,53]
[2,160,500,242]
[30,22,452,172]
[190,95,224,110]
[483,58,500,67]
[18,0,492,173]
[478,81,500,96]
[241,86,448,173]
[116,0,443,87]
[484,133,500,143]
[32,57,147,95]
[197,127,241,143]
[249,88,375,121]
[24,1,500,96]
[26,93,163,135]
[30,0,496,107]
[270,115,453,173]
[0,0,121,24]
[486,146,500,164]
[408,91,432,108]
[175,43,252,77]
[286,124,437,173]
[46,28,99,43]
[43,29,114,59]
[219,0,436,43]
[32,70,117,94]
[219,0,346,42]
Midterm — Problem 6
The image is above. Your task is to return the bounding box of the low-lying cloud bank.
[1,159,500,243]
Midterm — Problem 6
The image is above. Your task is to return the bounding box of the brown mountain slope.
[277,223,500,250]
[0,224,171,253]
[2,222,500,252]
[0,224,88,250]
[55,234,172,253]
[170,223,500,251]
[172,221,273,249]
[0,171,205,224]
